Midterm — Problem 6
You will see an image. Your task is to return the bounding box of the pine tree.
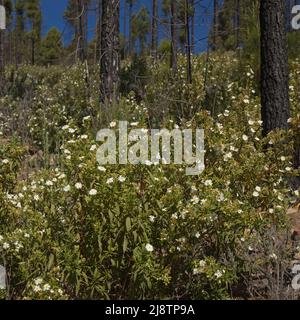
[127,0,137,56]
[15,0,25,65]
[25,0,42,65]
[39,27,62,65]
[131,6,150,55]
[64,0,89,62]
[100,0,120,102]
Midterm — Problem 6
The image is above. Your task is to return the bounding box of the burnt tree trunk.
[260,0,290,136]
[260,0,300,189]
[170,0,178,73]
[151,0,158,60]
[100,0,120,102]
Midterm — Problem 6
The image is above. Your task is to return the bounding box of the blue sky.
[40,0,216,52]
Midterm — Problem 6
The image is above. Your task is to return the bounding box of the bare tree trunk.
[151,0,158,60]
[100,0,120,102]
[212,0,218,51]
[170,0,178,73]
[185,0,192,83]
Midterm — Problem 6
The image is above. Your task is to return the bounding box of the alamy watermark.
[0,265,5,290]
[96,121,205,176]
[292,5,300,30]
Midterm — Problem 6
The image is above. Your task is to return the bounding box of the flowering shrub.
[0,53,299,300]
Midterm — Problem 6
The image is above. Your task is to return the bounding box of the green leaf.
[123,236,128,253]
[126,217,131,232]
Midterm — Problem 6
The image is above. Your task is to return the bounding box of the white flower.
[33,285,41,292]
[98,166,106,172]
[253,191,260,197]
[106,178,114,184]
[280,156,286,161]
[195,232,201,239]
[242,135,249,142]
[45,180,54,186]
[90,145,97,151]
[68,128,76,134]
[33,194,40,201]
[295,190,299,197]
[89,189,97,196]
[149,215,155,222]
[43,284,51,291]
[145,244,154,252]
[2,159,9,164]
[62,125,69,130]
[110,121,117,128]
[269,253,278,260]
[214,270,223,279]
[199,260,206,267]
[3,242,10,250]
[285,167,292,172]
[80,134,88,140]
[248,120,255,125]
[63,185,71,192]
[224,152,233,161]
[204,179,213,187]
[191,196,199,204]
[75,183,83,190]
[255,186,262,192]
[193,268,200,275]
[118,176,126,183]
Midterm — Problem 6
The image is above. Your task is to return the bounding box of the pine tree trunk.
[185,0,192,83]
[96,0,102,63]
[77,0,87,62]
[151,0,158,60]
[100,0,120,102]
[171,0,178,73]
[260,0,290,136]
[212,0,218,51]
[191,0,195,54]
[129,2,133,56]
